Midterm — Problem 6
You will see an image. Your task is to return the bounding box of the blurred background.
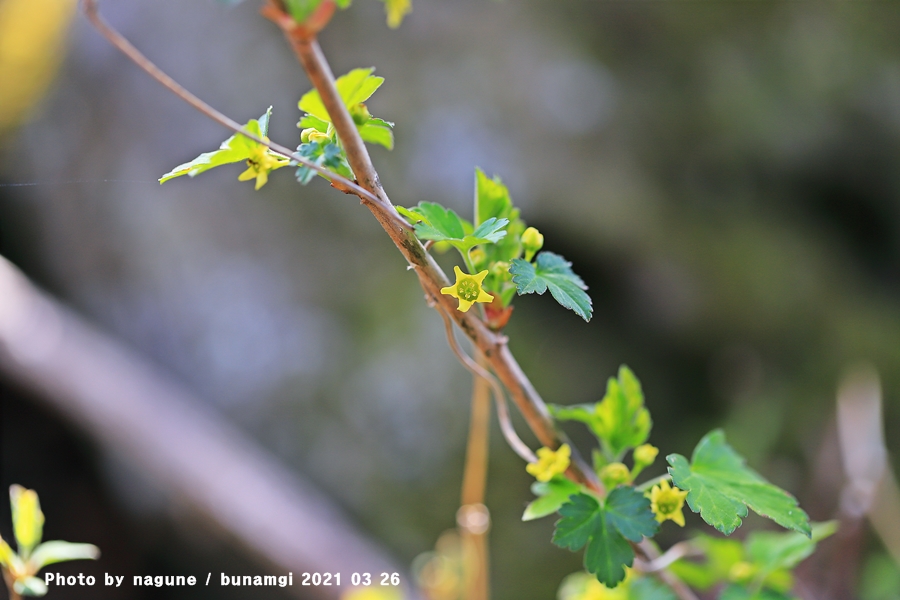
[1,0,900,598]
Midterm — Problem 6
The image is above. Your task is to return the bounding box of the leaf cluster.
[670,522,836,599]
[551,365,651,464]
[0,486,99,597]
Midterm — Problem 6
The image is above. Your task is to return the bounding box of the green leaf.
[299,68,384,121]
[294,141,353,185]
[604,486,658,542]
[358,122,394,149]
[719,584,795,600]
[667,430,811,537]
[550,366,651,459]
[509,251,592,321]
[28,541,100,571]
[382,0,411,28]
[334,0,352,8]
[298,114,329,132]
[402,202,508,252]
[747,521,836,576]
[552,493,636,588]
[669,535,744,591]
[159,108,270,184]
[523,477,580,521]
[630,577,679,600]
[14,577,47,597]
[10,485,43,556]
[283,0,324,22]
[475,167,513,226]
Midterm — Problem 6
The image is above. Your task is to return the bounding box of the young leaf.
[747,521,836,576]
[160,108,272,184]
[552,492,654,588]
[10,485,43,557]
[550,366,651,460]
[294,141,353,185]
[523,477,580,521]
[13,576,48,597]
[402,202,508,252]
[299,68,384,122]
[358,121,394,150]
[283,0,324,22]
[28,541,100,571]
[667,430,811,537]
[509,251,592,321]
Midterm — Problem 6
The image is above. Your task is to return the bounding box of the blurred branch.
[0,255,409,600]
[837,366,900,564]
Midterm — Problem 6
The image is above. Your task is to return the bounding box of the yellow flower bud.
[300,128,317,143]
[633,444,658,467]
[308,131,331,145]
[728,561,757,584]
[600,462,631,489]
[521,227,544,262]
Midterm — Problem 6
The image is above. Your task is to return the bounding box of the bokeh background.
[2,0,900,598]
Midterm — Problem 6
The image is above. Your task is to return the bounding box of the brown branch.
[80,0,600,495]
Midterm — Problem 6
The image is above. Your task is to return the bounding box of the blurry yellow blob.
[0,0,77,132]
[341,587,404,600]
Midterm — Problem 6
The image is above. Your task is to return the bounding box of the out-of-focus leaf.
[382,0,411,28]
[523,477,580,521]
[14,576,48,597]
[10,485,43,556]
[28,541,100,571]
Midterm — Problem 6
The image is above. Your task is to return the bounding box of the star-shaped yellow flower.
[649,479,689,526]
[238,143,287,190]
[526,444,571,482]
[441,266,493,312]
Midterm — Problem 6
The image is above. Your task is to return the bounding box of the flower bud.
[521,227,544,262]
[308,131,331,145]
[599,462,631,489]
[350,103,372,125]
[300,128,316,143]
[633,444,659,467]
[469,248,486,270]
[490,261,510,278]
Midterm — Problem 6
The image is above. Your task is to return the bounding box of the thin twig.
[80,0,392,213]
[633,541,698,573]
[435,305,536,464]
[635,540,701,600]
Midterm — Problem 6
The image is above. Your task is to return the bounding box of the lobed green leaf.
[401,202,508,252]
[667,430,811,537]
[509,251,592,321]
[552,491,656,588]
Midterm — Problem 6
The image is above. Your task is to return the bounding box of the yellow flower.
[238,143,286,190]
[600,462,631,489]
[526,444,571,482]
[441,266,493,313]
[649,479,688,526]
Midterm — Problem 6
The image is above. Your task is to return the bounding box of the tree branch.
[80,0,601,497]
